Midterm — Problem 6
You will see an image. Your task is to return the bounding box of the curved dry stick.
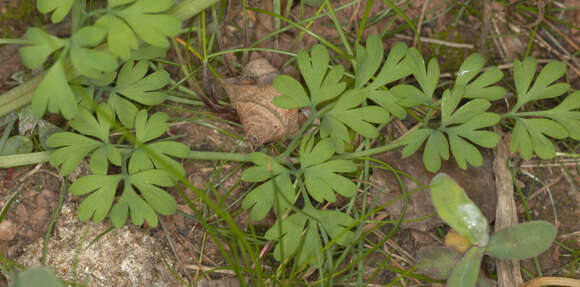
[521,276,580,287]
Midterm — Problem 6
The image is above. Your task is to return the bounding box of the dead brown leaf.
[223,55,302,145]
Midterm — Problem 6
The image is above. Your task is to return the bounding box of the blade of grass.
[354,0,375,48]
[324,0,353,56]
[380,0,417,38]
[41,179,67,265]
[246,6,351,60]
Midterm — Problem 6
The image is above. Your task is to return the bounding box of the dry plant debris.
[223,55,302,145]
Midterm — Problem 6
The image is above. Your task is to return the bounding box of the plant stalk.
[0,151,52,168]
[335,140,405,160]
[186,150,252,162]
[0,139,407,169]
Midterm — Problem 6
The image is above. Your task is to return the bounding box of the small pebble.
[0,219,17,241]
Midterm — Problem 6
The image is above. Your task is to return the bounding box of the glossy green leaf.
[18,28,66,69]
[416,247,462,280]
[430,173,489,246]
[447,246,485,287]
[486,221,556,260]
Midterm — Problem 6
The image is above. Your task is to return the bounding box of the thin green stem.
[0,151,52,168]
[277,115,318,160]
[324,0,353,57]
[246,6,351,60]
[336,140,406,160]
[186,150,252,162]
[42,179,67,265]
[0,39,33,45]
[168,0,219,22]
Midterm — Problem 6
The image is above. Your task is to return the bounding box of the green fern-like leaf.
[96,0,181,59]
[402,89,499,172]
[273,44,346,109]
[47,104,121,175]
[71,168,177,227]
[300,135,357,202]
[241,153,295,221]
[128,110,189,177]
[111,60,170,106]
[354,35,409,120]
[37,0,75,23]
[265,206,354,266]
[70,26,118,79]
[507,58,574,160]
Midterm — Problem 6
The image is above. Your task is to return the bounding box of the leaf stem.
[334,140,405,160]
[0,151,52,168]
[186,150,252,162]
[277,114,318,160]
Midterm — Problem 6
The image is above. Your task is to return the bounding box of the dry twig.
[493,127,524,287]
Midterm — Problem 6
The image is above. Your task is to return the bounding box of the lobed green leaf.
[37,0,74,23]
[18,28,66,69]
[97,0,180,59]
